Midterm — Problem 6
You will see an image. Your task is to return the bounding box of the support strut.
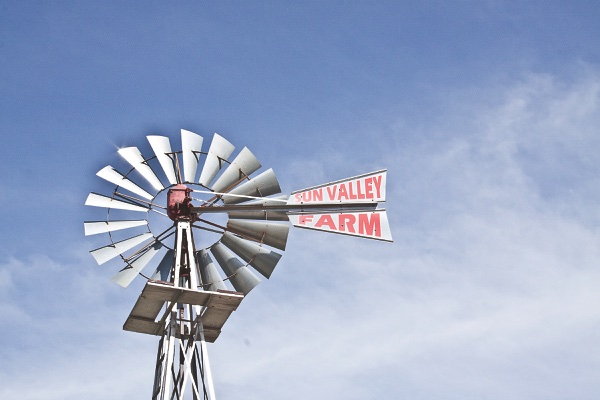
[152,221,216,400]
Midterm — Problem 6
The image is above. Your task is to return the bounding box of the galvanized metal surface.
[118,146,164,191]
[226,194,290,221]
[221,168,281,204]
[198,249,228,292]
[85,192,148,212]
[226,219,290,251]
[180,129,203,183]
[111,242,163,287]
[84,219,147,236]
[147,135,178,185]
[123,280,243,342]
[210,242,262,295]
[211,146,261,193]
[198,133,235,187]
[221,232,282,278]
[90,232,153,265]
[96,165,153,200]
[194,201,377,214]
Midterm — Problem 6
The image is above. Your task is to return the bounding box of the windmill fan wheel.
[84,130,290,295]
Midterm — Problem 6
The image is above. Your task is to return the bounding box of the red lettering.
[312,188,323,202]
[358,213,381,237]
[338,184,349,200]
[356,179,365,199]
[372,175,382,199]
[299,215,313,225]
[326,185,337,201]
[294,193,303,203]
[347,182,358,200]
[364,177,374,198]
[305,190,312,202]
[338,214,356,233]
[314,214,336,230]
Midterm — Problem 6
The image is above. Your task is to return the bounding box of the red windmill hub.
[166,184,195,221]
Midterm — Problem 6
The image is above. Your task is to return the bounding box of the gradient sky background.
[2,2,600,399]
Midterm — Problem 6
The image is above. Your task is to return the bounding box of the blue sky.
[2,2,600,399]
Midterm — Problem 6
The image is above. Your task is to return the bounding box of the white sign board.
[288,170,386,205]
[289,209,393,242]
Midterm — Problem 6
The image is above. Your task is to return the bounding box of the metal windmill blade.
[181,129,203,183]
[198,133,235,187]
[96,166,153,200]
[220,168,281,204]
[220,232,282,278]
[90,232,154,265]
[210,242,261,295]
[150,249,175,282]
[118,146,164,191]
[85,192,149,212]
[226,219,290,250]
[111,242,164,287]
[84,220,148,236]
[86,144,163,287]
[197,249,227,292]
[211,147,262,193]
[147,135,178,185]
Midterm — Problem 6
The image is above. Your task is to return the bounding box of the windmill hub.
[167,184,195,221]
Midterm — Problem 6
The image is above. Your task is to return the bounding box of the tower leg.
[151,221,217,400]
[152,315,216,399]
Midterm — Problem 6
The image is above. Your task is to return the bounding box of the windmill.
[84,130,392,399]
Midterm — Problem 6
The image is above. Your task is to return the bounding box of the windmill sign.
[287,170,392,241]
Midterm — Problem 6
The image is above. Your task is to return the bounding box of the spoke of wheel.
[149,208,169,218]
[113,191,167,210]
[194,218,227,233]
[122,225,175,263]
[191,224,224,235]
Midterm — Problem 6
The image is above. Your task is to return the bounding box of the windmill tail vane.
[84,129,391,399]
